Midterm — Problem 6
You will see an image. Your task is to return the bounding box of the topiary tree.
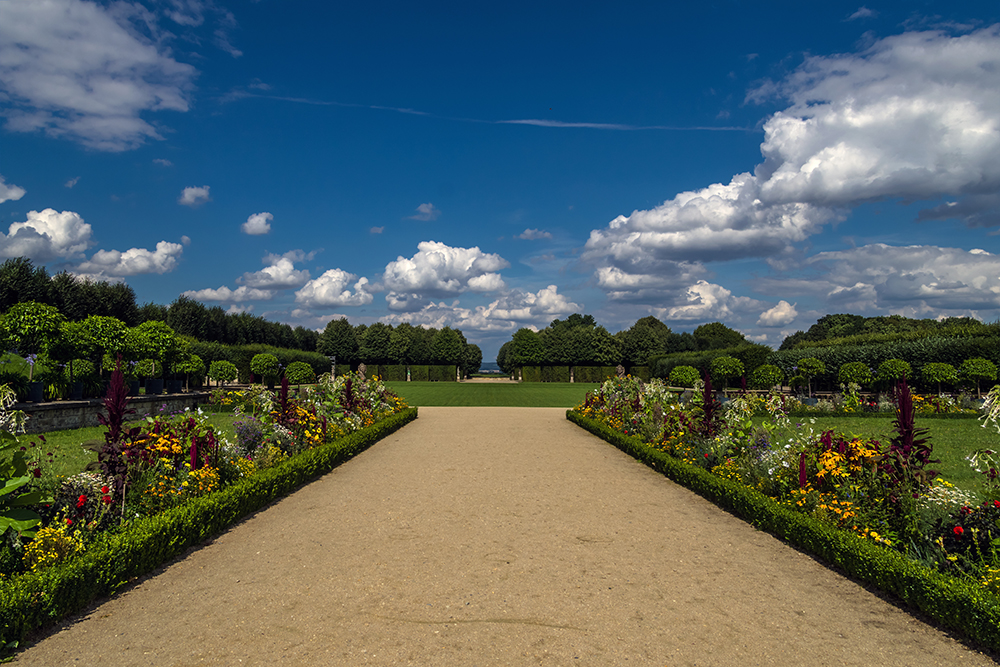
[173,353,206,391]
[710,355,744,389]
[838,361,873,388]
[250,353,280,387]
[797,357,826,397]
[960,358,998,398]
[668,365,700,388]
[80,315,128,374]
[284,360,316,388]
[208,360,239,387]
[0,301,65,380]
[921,362,958,395]
[749,364,784,390]
[878,358,912,387]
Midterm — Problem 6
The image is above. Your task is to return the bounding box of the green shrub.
[284,361,316,386]
[208,360,238,384]
[379,365,406,382]
[961,357,998,396]
[521,366,542,382]
[250,353,280,385]
[710,355,744,388]
[878,358,912,384]
[838,361,873,387]
[668,365,700,388]
[427,365,456,382]
[628,366,651,381]
[541,366,571,383]
[920,362,958,393]
[409,365,429,381]
[749,364,784,390]
[573,366,616,383]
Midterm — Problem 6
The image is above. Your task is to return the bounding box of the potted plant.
[0,302,65,402]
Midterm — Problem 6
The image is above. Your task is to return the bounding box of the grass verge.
[385,381,599,407]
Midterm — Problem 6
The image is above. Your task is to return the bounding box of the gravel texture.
[14,407,998,666]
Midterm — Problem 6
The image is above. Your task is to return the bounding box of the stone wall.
[16,393,212,434]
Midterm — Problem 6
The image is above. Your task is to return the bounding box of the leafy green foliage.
[668,365,699,388]
[249,353,280,384]
[921,362,958,393]
[710,355,744,387]
[749,364,784,390]
[693,321,747,350]
[208,360,238,384]
[878,358,913,384]
[838,361,873,387]
[284,361,316,386]
[960,357,998,396]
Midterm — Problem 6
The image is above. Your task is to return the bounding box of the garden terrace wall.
[16,393,210,434]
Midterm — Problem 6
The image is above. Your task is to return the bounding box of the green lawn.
[789,416,994,495]
[386,381,599,407]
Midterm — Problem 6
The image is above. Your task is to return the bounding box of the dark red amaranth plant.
[879,377,938,503]
[96,357,141,495]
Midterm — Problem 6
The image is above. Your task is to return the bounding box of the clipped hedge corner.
[566,409,1000,652]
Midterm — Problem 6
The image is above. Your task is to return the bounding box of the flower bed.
[569,375,1000,651]
[0,370,415,651]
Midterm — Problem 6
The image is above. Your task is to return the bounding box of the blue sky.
[2,1,1000,361]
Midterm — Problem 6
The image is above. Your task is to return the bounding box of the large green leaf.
[0,507,42,532]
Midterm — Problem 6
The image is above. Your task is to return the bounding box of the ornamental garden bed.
[568,374,1000,652]
[0,370,415,653]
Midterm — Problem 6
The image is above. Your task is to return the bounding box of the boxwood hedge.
[0,407,418,651]
[566,409,1000,652]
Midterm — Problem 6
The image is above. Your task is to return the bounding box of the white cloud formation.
[0,0,197,151]
[847,7,876,20]
[179,186,211,207]
[0,175,26,203]
[152,158,173,167]
[64,176,79,188]
[585,26,1000,306]
[370,226,384,234]
[382,285,580,332]
[294,269,373,308]
[757,300,798,327]
[74,240,183,278]
[752,26,1000,215]
[241,211,272,235]
[0,208,92,260]
[407,203,440,221]
[517,228,553,240]
[182,285,276,302]
[650,280,759,322]
[382,240,509,310]
[238,252,310,290]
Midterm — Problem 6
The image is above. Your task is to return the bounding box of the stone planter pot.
[69,381,84,400]
[167,379,183,394]
[128,380,140,396]
[145,378,164,396]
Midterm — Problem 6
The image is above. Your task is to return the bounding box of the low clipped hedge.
[0,407,418,650]
[566,410,1000,652]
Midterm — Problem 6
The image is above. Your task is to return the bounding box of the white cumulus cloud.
[241,212,272,235]
[74,240,183,278]
[182,285,276,302]
[0,208,92,260]
[295,269,373,308]
[179,186,210,207]
[757,300,798,327]
[651,280,760,322]
[0,0,197,151]
[517,228,553,240]
[382,240,509,310]
[0,175,26,203]
[238,251,310,290]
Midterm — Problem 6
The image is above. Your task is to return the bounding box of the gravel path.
[14,407,998,666]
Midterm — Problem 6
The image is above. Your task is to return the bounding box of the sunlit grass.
[386,381,600,407]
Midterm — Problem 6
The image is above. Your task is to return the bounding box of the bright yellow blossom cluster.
[23,523,85,573]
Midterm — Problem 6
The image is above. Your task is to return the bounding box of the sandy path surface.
[14,407,997,666]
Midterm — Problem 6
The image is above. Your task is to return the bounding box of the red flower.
[102,495,112,505]
[66,519,73,526]
[994,500,1000,509]
[101,485,109,494]
[32,468,41,478]
[953,526,964,537]
[76,494,87,508]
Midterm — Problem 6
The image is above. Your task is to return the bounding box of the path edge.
[566,408,1000,654]
[0,407,419,654]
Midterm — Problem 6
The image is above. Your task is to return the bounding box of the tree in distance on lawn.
[750,364,784,390]
[318,317,359,365]
[878,358,912,389]
[668,365,699,388]
[284,361,316,388]
[838,361,874,389]
[921,362,958,395]
[710,355,744,389]
[797,357,825,398]
[208,360,239,386]
[250,353,281,388]
[960,358,998,398]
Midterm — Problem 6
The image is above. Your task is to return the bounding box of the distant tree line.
[495,315,749,373]
[779,313,987,350]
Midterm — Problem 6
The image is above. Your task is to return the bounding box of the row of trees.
[495,315,748,372]
[779,313,986,350]
[0,259,320,352]
[317,319,483,377]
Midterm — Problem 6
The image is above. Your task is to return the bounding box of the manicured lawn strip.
[386,381,599,407]
[567,410,1000,652]
[0,407,417,652]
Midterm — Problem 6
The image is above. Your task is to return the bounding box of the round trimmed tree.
[877,358,912,386]
[208,360,239,386]
[749,364,784,390]
[250,353,280,387]
[921,362,958,395]
[710,355,744,388]
[960,358,998,398]
[285,361,316,387]
[797,357,826,397]
[668,365,699,388]
[838,361,873,388]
